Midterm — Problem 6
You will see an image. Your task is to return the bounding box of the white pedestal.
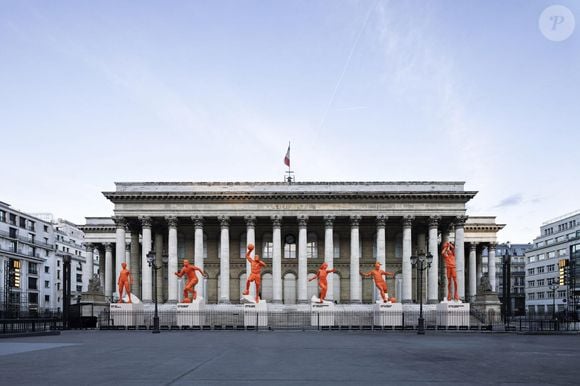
[110,302,144,327]
[310,296,335,326]
[243,300,268,327]
[436,300,470,327]
[176,298,205,327]
[373,301,402,326]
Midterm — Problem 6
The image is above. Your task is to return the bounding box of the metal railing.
[0,318,62,335]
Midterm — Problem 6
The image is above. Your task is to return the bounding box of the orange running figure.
[441,241,460,301]
[360,262,394,303]
[175,259,208,303]
[117,262,133,303]
[308,262,336,303]
[242,244,266,302]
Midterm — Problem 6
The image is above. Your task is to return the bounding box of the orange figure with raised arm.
[117,262,133,303]
[309,262,336,303]
[175,259,208,302]
[442,241,459,301]
[242,244,266,302]
[360,262,394,303]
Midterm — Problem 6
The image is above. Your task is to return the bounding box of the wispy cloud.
[495,193,523,208]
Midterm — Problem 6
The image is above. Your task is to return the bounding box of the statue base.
[373,301,402,326]
[436,299,470,327]
[243,300,268,327]
[176,297,205,327]
[110,302,144,327]
[472,291,502,324]
[310,296,334,326]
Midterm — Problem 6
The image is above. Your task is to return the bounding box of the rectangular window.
[19,217,26,228]
[44,281,50,288]
[284,243,296,259]
[528,293,535,300]
[28,277,38,290]
[558,290,566,298]
[547,264,555,272]
[537,292,545,299]
[536,241,545,248]
[76,285,83,292]
[44,266,49,274]
[9,213,16,225]
[537,266,545,273]
[537,279,545,286]
[9,259,21,288]
[44,225,48,232]
[559,248,567,256]
[28,293,38,304]
[9,227,17,238]
[528,255,536,263]
[76,273,83,283]
[45,295,50,302]
[547,252,555,259]
[538,253,545,260]
[528,268,535,275]
[0,210,5,222]
[528,280,535,287]
[28,262,38,275]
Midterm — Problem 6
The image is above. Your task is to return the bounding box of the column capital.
[113,216,126,228]
[470,242,478,251]
[454,215,468,227]
[244,215,256,228]
[488,242,497,250]
[139,216,152,228]
[428,215,441,227]
[350,215,362,226]
[104,242,112,252]
[402,215,414,227]
[298,215,308,227]
[166,216,178,228]
[376,215,388,227]
[218,215,230,228]
[84,243,94,252]
[271,215,282,228]
[324,215,335,228]
[191,215,204,228]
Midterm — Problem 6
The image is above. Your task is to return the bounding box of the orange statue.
[360,262,394,303]
[309,262,336,303]
[442,241,459,301]
[117,262,133,303]
[242,244,266,302]
[175,259,208,303]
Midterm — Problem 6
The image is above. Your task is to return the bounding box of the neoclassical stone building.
[80,181,504,305]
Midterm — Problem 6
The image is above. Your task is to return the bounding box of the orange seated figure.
[361,261,394,303]
[309,262,336,303]
[175,259,208,303]
[117,262,133,303]
[242,244,266,302]
[442,241,459,301]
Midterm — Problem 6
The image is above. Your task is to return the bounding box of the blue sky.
[1,0,578,243]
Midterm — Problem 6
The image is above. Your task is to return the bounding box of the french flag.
[284,143,290,167]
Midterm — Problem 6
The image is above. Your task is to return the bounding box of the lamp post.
[502,242,511,327]
[147,251,160,334]
[549,281,559,321]
[410,250,433,335]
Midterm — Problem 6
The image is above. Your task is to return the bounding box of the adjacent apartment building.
[525,210,580,317]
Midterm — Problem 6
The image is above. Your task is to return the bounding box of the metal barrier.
[0,318,61,335]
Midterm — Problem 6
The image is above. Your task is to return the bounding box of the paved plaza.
[1,331,579,385]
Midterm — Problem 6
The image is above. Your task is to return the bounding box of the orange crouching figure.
[242,244,266,302]
[360,262,394,303]
[442,241,460,301]
[308,262,336,303]
[117,262,133,303]
[175,259,208,303]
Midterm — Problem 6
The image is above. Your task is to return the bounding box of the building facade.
[80,181,504,306]
[525,210,580,317]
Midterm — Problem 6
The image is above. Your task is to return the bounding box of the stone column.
[375,215,387,302]
[154,231,164,303]
[488,243,497,292]
[98,245,105,290]
[350,215,362,303]
[244,215,256,299]
[130,229,140,298]
[271,215,282,304]
[402,216,413,303]
[297,215,308,304]
[469,242,477,301]
[83,244,94,292]
[140,216,152,303]
[167,216,178,303]
[455,216,467,301]
[428,216,440,304]
[114,216,126,282]
[104,242,113,298]
[192,216,205,299]
[324,215,335,301]
[218,216,230,303]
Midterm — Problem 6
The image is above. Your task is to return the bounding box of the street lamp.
[410,250,433,335]
[549,280,559,321]
[502,242,512,327]
[147,251,161,334]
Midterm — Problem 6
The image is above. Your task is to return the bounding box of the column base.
[350,300,362,304]
[165,300,178,304]
[218,299,231,304]
[142,299,153,304]
[427,299,439,304]
[297,299,309,304]
[270,300,283,304]
[402,299,413,304]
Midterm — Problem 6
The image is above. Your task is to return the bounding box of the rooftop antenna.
[284,141,295,184]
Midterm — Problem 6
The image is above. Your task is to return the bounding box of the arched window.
[261,273,273,301]
[307,232,318,259]
[262,232,273,259]
[307,271,318,299]
[333,233,340,259]
[283,272,297,304]
[284,234,296,259]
